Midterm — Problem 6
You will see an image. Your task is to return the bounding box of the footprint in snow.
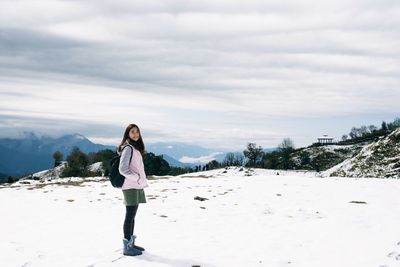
[387,248,400,261]
[387,251,396,257]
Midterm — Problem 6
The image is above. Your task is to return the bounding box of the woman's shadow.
[138,252,218,267]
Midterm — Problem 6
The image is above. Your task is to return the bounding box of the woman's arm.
[119,146,140,180]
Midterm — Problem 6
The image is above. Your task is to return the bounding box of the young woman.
[118,123,149,256]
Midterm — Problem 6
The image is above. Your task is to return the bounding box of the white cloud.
[179,152,223,164]
[0,0,399,149]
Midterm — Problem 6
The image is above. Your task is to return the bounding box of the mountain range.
[0,132,115,177]
[0,132,228,177]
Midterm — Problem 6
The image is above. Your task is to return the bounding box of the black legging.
[123,205,139,240]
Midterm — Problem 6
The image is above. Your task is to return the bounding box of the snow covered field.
[1,167,400,267]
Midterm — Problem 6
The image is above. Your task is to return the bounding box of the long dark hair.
[118,124,145,154]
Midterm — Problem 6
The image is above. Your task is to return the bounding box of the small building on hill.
[317,135,334,145]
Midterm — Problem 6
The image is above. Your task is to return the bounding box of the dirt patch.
[147,175,172,180]
[9,180,91,191]
[349,200,367,204]
[180,175,213,179]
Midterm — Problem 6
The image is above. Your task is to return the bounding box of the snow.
[28,162,67,181]
[1,167,400,267]
[22,162,103,183]
[322,128,400,178]
[318,144,356,152]
[88,162,103,172]
[73,133,86,140]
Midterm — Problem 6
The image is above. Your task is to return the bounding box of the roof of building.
[317,135,334,140]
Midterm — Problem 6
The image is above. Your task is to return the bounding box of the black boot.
[129,235,145,251]
[123,238,142,256]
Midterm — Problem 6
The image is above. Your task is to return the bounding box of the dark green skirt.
[122,189,146,206]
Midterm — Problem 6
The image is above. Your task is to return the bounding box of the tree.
[243,143,264,167]
[53,151,63,161]
[52,150,64,167]
[223,152,236,166]
[234,153,245,166]
[381,121,388,131]
[61,147,90,177]
[368,125,378,133]
[143,152,170,176]
[349,127,360,139]
[207,160,220,170]
[278,138,295,170]
[262,151,279,169]
[359,125,368,136]
[341,134,348,141]
[278,138,295,150]
[387,118,400,130]
[392,118,400,128]
[299,151,311,166]
[223,152,245,167]
[168,167,189,176]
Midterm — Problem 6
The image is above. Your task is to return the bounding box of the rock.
[194,196,209,201]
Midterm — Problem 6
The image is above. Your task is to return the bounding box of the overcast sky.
[0,0,399,151]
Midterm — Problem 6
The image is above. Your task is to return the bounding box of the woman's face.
[129,127,140,141]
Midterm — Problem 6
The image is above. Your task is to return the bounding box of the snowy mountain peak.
[68,133,88,140]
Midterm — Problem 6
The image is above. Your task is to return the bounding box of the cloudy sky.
[0,0,399,151]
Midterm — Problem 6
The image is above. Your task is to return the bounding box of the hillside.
[290,143,365,171]
[323,128,400,178]
[19,162,102,182]
[1,168,400,267]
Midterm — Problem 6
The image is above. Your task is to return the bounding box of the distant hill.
[0,132,115,176]
[0,142,53,177]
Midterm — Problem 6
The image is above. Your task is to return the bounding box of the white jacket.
[118,144,149,190]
